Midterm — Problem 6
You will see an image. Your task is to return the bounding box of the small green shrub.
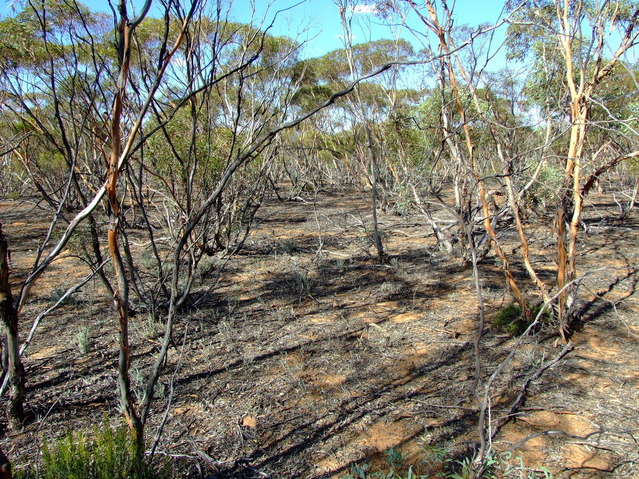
[493,303,552,336]
[342,447,554,479]
[493,303,526,335]
[343,448,428,479]
[530,163,563,208]
[75,326,92,354]
[15,421,171,479]
[292,269,312,300]
[275,238,298,254]
[393,185,412,217]
[5,191,21,200]
[50,286,80,306]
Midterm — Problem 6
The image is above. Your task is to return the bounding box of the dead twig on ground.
[494,341,573,436]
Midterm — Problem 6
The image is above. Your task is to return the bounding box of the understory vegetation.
[0,0,638,477]
[345,447,554,479]
[15,421,170,479]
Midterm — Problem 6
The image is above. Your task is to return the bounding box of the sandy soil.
[0,187,638,478]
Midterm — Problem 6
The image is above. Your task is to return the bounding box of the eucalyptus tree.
[396,0,521,289]
[124,9,420,456]
[284,38,418,193]
[294,3,414,260]
[101,0,359,454]
[0,0,299,449]
[506,0,639,339]
[398,0,639,336]
[404,0,639,464]
[137,15,305,309]
[282,58,356,190]
[0,0,115,427]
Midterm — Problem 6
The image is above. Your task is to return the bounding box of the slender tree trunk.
[105,0,150,455]
[338,2,386,263]
[418,0,531,314]
[554,0,588,339]
[553,0,639,339]
[0,223,25,429]
[365,124,386,262]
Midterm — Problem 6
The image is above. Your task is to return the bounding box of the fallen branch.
[494,340,573,436]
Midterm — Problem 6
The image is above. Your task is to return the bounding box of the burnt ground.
[1,187,638,478]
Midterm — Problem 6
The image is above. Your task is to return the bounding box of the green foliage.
[15,421,171,479]
[343,447,554,479]
[493,303,552,336]
[530,163,564,208]
[493,303,525,335]
[75,326,92,355]
[3,190,21,200]
[307,38,414,85]
[0,0,106,68]
[50,287,79,306]
[350,39,414,75]
[291,83,336,110]
[393,185,412,216]
[414,89,450,154]
[343,448,427,479]
[450,451,553,479]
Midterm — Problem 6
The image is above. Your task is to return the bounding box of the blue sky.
[228,0,511,59]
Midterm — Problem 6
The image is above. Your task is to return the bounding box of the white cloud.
[351,4,379,15]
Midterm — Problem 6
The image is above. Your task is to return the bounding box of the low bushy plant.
[493,302,552,336]
[75,326,92,354]
[493,303,527,335]
[343,448,427,479]
[15,420,171,479]
[49,286,80,306]
[342,447,554,479]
